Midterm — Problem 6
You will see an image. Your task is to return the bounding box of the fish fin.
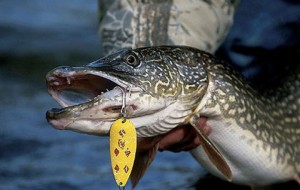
[190,117,232,181]
[130,140,159,188]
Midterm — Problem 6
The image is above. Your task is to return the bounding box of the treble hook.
[115,86,127,120]
[128,84,133,97]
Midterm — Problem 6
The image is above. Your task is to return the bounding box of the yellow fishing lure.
[110,118,137,188]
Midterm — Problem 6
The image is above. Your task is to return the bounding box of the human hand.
[137,116,211,153]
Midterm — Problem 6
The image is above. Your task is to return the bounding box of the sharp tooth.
[53,81,60,86]
[67,77,71,85]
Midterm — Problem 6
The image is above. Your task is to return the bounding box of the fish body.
[192,58,300,185]
[46,46,300,187]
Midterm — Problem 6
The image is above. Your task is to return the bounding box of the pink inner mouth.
[47,73,118,108]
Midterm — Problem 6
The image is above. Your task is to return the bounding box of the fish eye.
[125,54,139,67]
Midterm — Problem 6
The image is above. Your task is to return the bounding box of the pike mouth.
[46,66,141,126]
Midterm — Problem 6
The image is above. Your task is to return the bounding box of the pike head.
[46,46,208,137]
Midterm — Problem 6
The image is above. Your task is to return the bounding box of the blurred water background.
[0,1,205,190]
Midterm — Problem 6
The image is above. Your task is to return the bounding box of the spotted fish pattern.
[196,50,300,172]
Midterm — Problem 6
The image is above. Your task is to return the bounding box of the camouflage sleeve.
[98,0,239,54]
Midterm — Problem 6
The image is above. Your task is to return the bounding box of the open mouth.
[46,66,140,121]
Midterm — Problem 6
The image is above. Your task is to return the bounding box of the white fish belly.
[191,118,295,186]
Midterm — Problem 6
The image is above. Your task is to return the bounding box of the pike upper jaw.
[45,66,140,132]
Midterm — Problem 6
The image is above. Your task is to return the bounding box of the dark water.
[0,1,205,189]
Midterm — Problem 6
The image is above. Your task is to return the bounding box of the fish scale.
[191,50,300,185]
[201,53,300,162]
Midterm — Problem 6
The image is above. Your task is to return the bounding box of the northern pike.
[46,46,300,188]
